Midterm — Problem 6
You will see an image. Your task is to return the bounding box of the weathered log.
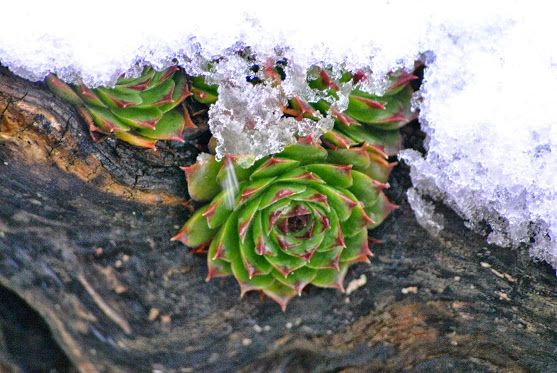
[0,67,555,373]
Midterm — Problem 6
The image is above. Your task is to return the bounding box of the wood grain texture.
[0,68,555,373]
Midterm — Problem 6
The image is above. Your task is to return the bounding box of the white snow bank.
[1,1,556,270]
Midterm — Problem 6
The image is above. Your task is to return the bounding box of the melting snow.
[1,1,556,270]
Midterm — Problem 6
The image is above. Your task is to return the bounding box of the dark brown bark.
[0,67,556,373]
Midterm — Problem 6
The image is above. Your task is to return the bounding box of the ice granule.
[2,1,557,270]
[406,187,444,237]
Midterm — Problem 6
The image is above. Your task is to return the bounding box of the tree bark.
[0,67,555,373]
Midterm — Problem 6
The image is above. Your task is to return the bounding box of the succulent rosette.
[172,140,396,310]
[46,66,198,148]
[290,68,418,157]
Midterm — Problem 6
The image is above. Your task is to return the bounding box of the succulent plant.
[289,68,417,157]
[46,66,198,149]
[172,139,396,310]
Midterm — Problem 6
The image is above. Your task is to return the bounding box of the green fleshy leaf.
[314,207,342,252]
[307,247,342,270]
[184,155,221,202]
[341,204,374,236]
[237,177,275,206]
[360,156,392,183]
[311,265,348,291]
[229,232,275,290]
[237,197,261,242]
[275,168,326,186]
[136,78,175,108]
[340,228,371,264]
[46,75,83,106]
[239,227,273,278]
[86,105,130,132]
[327,148,371,173]
[252,212,278,256]
[279,143,328,164]
[173,205,216,248]
[149,66,178,87]
[383,71,417,96]
[346,86,414,130]
[364,191,395,229]
[112,107,163,130]
[258,183,307,210]
[96,86,143,109]
[291,190,330,212]
[77,85,106,107]
[216,159,252,186]
[334,122,402,156]
[113,131,157,149]
[322,129,355,149]
[285,229,325,260]
[116,67,155,87]
[201,191,232,229]
[262,281,298,311]
[250,157,300,180]
[264,245,307,278]
[190,76,218,104]
[207,213,237,262]
[159,72,190,112]
[261,198,291,235]
[348,170,381,208]
[136,109,185,141]
[206,257,232,281]
[305,164,353,189]
[313,184,357,222]
[273,266,316,295]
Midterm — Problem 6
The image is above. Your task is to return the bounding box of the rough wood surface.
[0,68,556,373]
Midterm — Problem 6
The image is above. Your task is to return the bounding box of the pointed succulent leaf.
[258,184,307,210]
[96,86,143,109]
[348,170,382,208]
[273,267,316,296]
[136,78,175,107]
[172,206,216,248]
[113,131,158,149]
[250,157,300,180]
[304,164,353,189]
[239,229,273,279]
[340,229,372,264]
[183,154,221,201]
[136,109,185,141]
[313,184,357,222]
[262,281,298,311]
[46,75,83,106]
[190,76,218,104]
[202,191,232,229]
[311,264,348,292]
[346,86,415,130]
[334,122,403,156]
[86,105,131,133]
[279,143,328,164]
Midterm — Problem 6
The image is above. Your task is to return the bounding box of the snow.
[1,1,557,270]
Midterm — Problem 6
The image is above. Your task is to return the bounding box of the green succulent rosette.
[172,140,396,310]
[46,66,199,149]
[289,68,417,157]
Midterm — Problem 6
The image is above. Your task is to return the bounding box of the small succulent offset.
[46,66,198,149]
[172,139,396,310]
